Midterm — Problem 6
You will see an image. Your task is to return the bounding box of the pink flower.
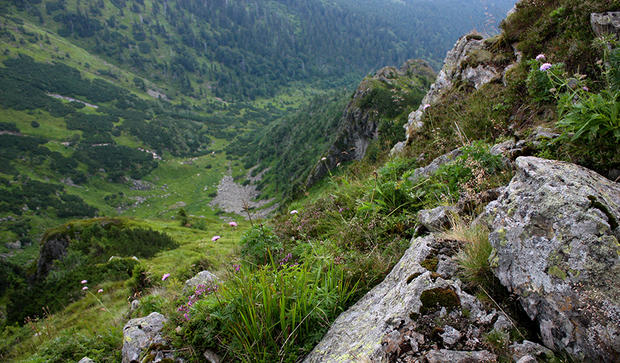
[582,86,589,92]
[211,235,221,242]
[290,210,298,215]
[82,286,88,291]
[423,104,431,111]
[321,157,327,161]
[81,280,88,284]
[97,289,103,293]
[540,63,552,71]
[228,221,238,227]
[162,273,171,281]
[535,54,546,61]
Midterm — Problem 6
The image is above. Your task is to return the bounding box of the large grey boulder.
[183,270,220,294]
[122,312,177,363]
[304,235,509,362]
[485,156,620,361]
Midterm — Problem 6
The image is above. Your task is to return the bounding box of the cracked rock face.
[399,34,501,148]
[484,157,620,361]
[303,235,511,362]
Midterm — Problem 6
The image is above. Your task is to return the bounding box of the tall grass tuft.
[442,219,494,288]
[185,256,358,362]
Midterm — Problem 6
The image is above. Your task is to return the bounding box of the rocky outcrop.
[304,235,518,362]
[591,12,620,38]
[306,59,435,187]
[484,157,620,361]
[122,312,178,363]
[393,34,504,153]
[183,270,219,294]
[36,234,70,279]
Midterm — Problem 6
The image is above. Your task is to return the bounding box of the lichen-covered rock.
[591,12,620,38]
[417,205,456,232]
[409,148,462,181]
[397,33,503,149]
[485,156,620,361]
[509,340,554,362]
[304,235,509,362]
[183,270,220,294]
[122,312,177,363]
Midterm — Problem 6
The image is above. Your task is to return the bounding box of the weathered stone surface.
[183,270,220,294]
[485,156,620,361]
[304,235,505,362]
[417,205,456,232]
[425,349,497,363]
[591,12,620,38]
[410,148,462,181]
[509,340,554,362]
[398,33,502,148]
[122,312,176,363]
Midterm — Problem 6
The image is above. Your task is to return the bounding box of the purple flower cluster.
[279,253,293,266]
[177,283,218,321]
[232,264,241,273]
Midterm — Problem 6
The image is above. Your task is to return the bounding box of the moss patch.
[420,287,461,315]
[420,257,439,272]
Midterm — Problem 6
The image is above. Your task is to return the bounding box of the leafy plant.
[240,225,282,266]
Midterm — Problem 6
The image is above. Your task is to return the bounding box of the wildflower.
[81,280,88,284]
[211,235,221,242]
[82,286,88,291]
[233,264,241,273]
[184,313,190,321]
[540,63,552,71]
[423,104,431,111]
[535,54,546,61]
[228,221,238,227]
[97,289,103,293]
[290,210,298,215]
[321,157,327,161]
[583,86,589,92]
[162,273,171,281]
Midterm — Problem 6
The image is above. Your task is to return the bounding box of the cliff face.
[392,32,517,154]
[305,59,435,187]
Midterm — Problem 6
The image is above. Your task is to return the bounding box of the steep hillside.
[2,0,515,100]
[9,1,620,363]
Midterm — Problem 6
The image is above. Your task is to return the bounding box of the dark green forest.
[3,0,514,99]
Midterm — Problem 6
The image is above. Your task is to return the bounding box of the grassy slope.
[5,216,251,362]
